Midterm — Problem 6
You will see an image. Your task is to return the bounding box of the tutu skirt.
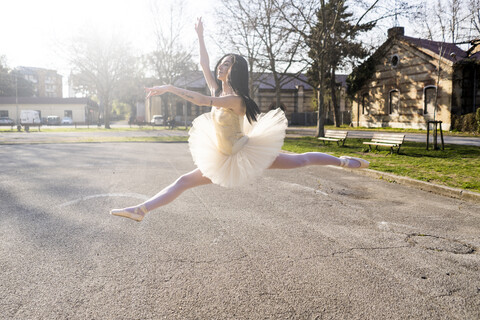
[188,108,288,187]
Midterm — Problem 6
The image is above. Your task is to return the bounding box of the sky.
[1,0,456,97]
[1,0,216,87]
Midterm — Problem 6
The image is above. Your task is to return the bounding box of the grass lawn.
[282,137,480,193]
[289,125,480,137]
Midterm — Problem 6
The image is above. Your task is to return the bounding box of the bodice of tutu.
[188,107,287,187]
[212,107,249,155]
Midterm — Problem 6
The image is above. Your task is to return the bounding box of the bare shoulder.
[224,95,245,116]
[211,94,244,113]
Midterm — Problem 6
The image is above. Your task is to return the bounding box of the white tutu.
[188,108,288,187]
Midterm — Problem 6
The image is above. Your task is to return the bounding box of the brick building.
[349,27,480,130]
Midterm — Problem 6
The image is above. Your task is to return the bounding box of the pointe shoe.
[339,156,369,169]
[110,204,148,222]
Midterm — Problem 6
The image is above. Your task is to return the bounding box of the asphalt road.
[1,143,479,319]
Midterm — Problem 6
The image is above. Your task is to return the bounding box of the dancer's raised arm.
[146,85,243,113]
[195,18,218,96]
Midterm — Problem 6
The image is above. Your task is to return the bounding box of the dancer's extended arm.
[195,17,218,95]
[146,85,243,112]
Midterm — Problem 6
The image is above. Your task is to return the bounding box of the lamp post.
[15,74,20,130]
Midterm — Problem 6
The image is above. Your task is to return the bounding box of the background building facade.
[0,97,99,124]
[15,66,63,98]
[350,27,480,131]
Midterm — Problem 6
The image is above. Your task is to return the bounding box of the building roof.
[401,36,467,63]
[173,71,207,90]
[255,73,313,90]
[173,71,316,91]
[0,96,98,107]
[15,66,60,74]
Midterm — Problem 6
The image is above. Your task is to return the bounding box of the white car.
[151,115,164,126]
[61,117,73,125]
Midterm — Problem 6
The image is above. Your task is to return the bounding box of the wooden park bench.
[317,130,348,146]
[363,133,405,154]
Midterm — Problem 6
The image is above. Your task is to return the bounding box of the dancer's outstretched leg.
[269,152,369,169]
[110,168,211,222]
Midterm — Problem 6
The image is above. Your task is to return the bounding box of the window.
[0,110,8,117]
[424,86,437,115]
[361,93,369,115]
[45,76,55,84]
[389,90,399,114]
[391,54,399,68]
[64,110,72,118]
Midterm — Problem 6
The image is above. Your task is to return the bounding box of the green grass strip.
[283,137,480,193]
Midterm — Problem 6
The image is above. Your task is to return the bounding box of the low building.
[145,71,335,126]
[349,27,480,130]
[0,97,99,124]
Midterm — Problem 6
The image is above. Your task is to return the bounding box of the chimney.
[388,27,405,38]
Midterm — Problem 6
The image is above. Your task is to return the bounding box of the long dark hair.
[214,54,260,123]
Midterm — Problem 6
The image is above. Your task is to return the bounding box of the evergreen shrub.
[451,113,478,132]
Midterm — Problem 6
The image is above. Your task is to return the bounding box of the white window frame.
[423,85,437,114]
[389,89,400,114]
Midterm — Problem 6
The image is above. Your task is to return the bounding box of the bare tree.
[68,30,137,129]
[147,0,197,119]
[416,0,471,43]
[148,0,197,85]
[218,0,306,111]
[215,0,265,100]
[468,0,480,38]
[278,0,418,135]
[114,57,148,123]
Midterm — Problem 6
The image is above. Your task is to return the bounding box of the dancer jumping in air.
[110,18,369,222]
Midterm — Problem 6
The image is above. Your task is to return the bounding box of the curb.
[348,168,480,204]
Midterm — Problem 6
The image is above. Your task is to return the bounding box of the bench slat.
[372,134,404,139]
[318,130,348,146]
[318,137,342,141]
[364,142,399,147]
[364,133,405,153]
[370,139,403,143]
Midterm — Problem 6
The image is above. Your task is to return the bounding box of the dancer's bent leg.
[269,152,368,169]
[110,168,211,221]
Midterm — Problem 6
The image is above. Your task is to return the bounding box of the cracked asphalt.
[1,142,479,319]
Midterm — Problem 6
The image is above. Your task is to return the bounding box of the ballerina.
[110,18,368,222]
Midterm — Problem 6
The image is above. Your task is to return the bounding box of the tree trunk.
[103,96,111,129]
[315,55,325,138]
[275,85,281,110]
[330,67,341,127]
[316,56,325,137]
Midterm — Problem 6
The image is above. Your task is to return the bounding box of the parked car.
[47,115,61,125]
[0,117,15,125]
[151,115,164,126]
[61,117,73,125]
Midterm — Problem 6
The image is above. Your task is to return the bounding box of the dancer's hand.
[145,85,170,99]
[195,17,204,38]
